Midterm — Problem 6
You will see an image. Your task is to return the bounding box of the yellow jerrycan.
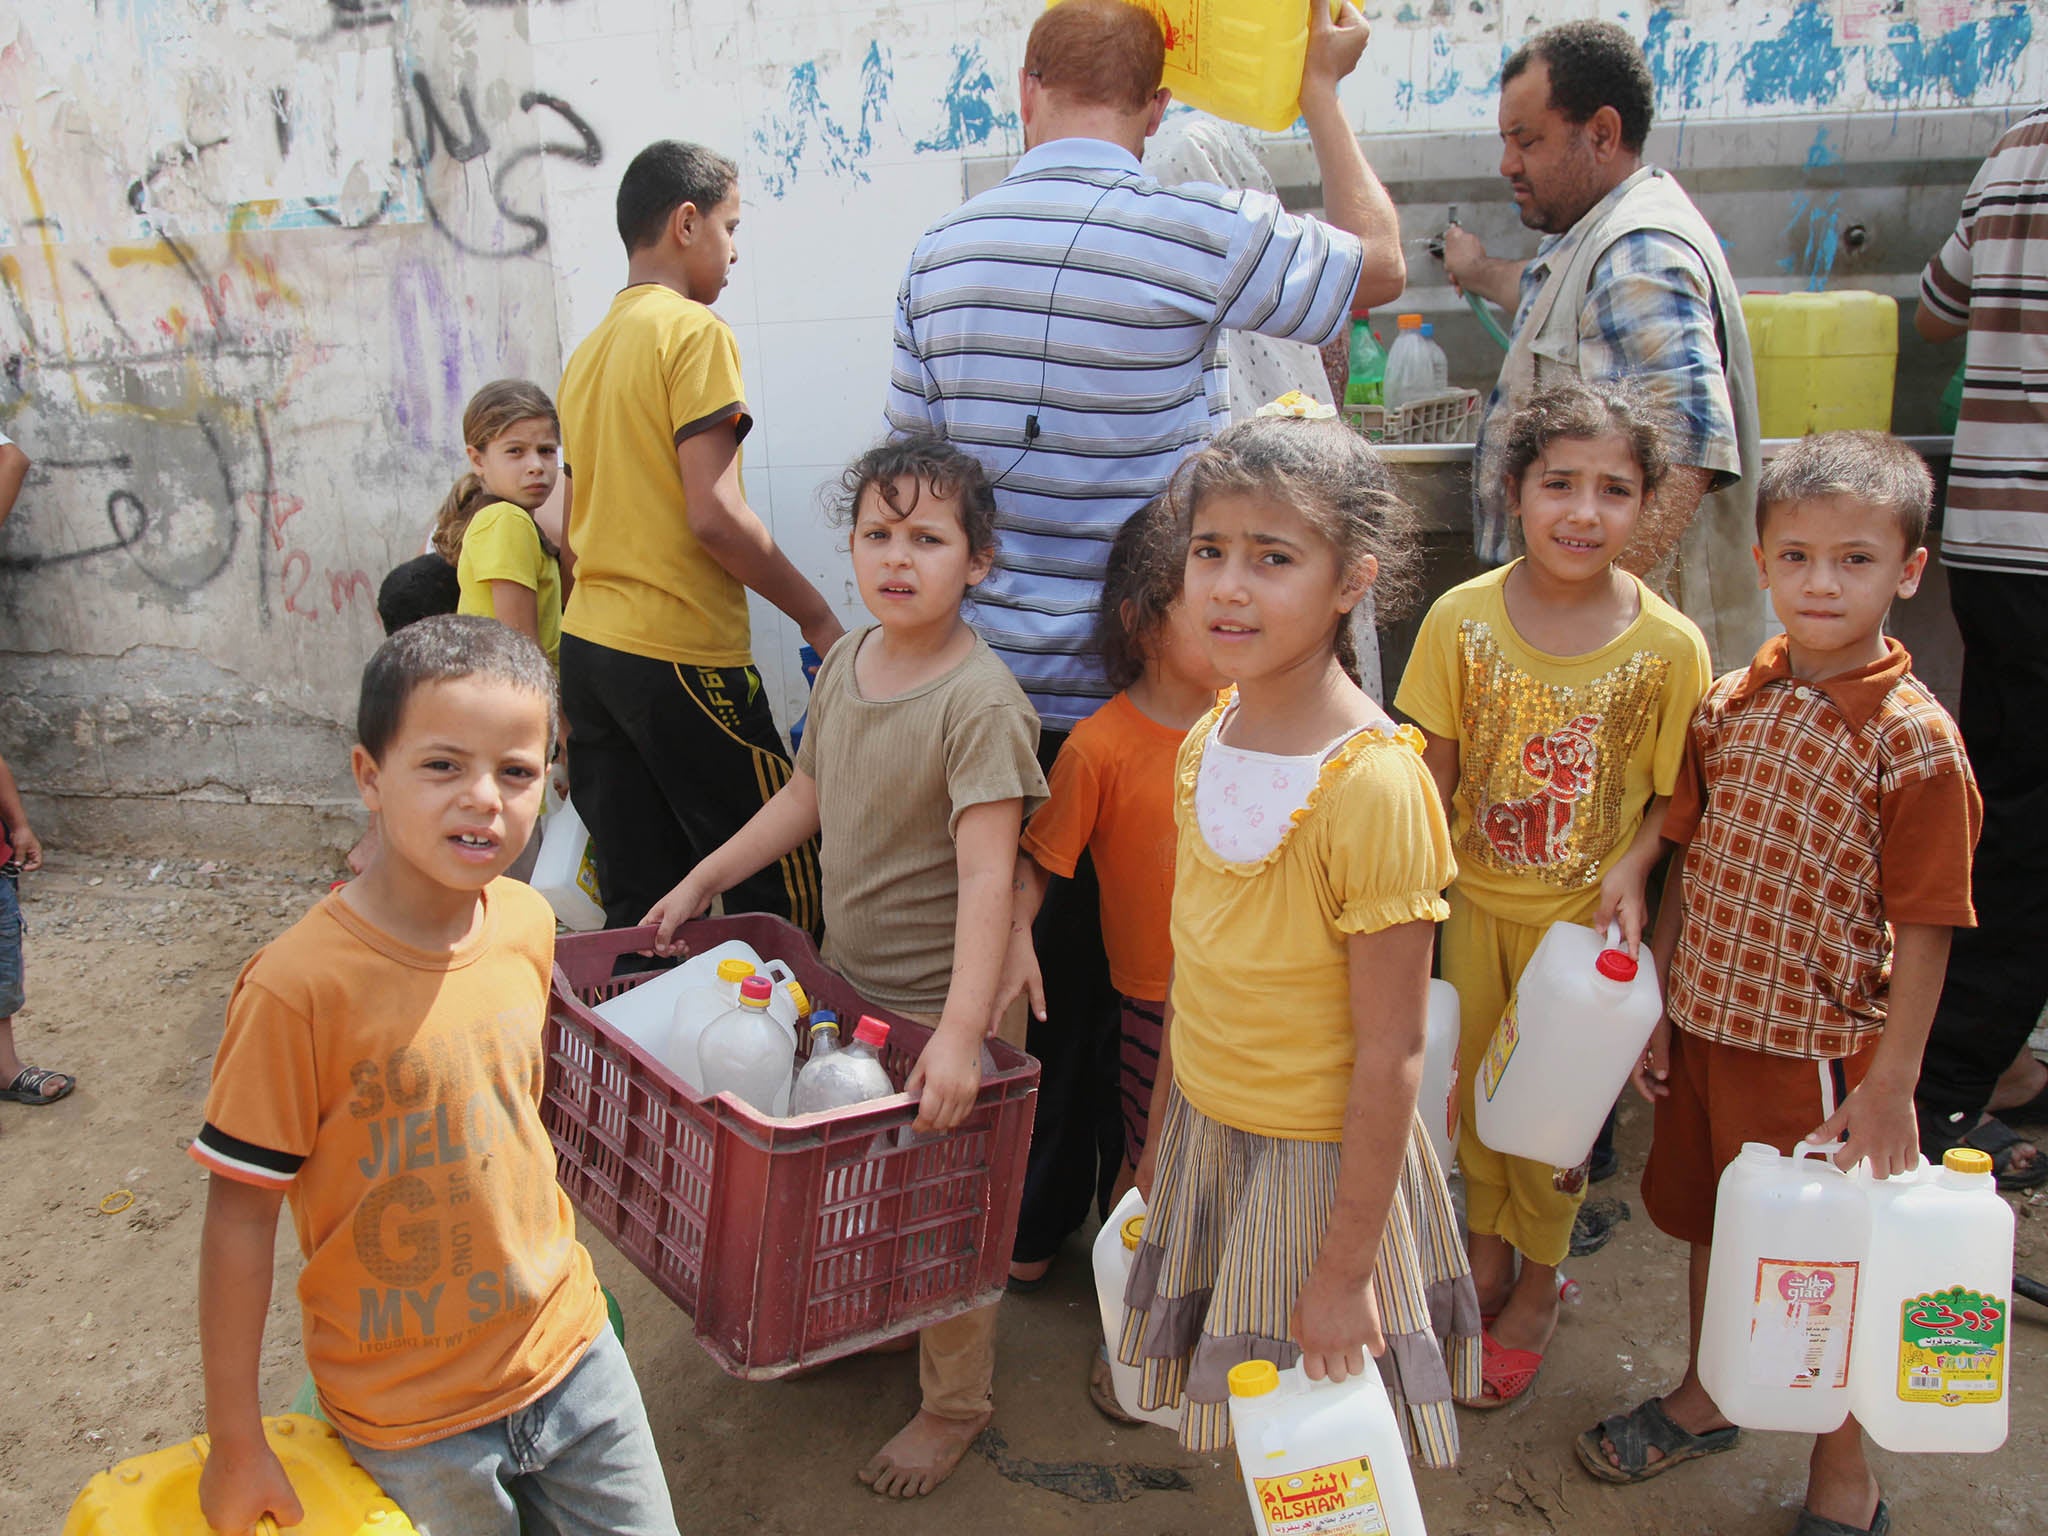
[1054,0,1341,134]
[1740,290,1899,437]
[62,1414,417,1536]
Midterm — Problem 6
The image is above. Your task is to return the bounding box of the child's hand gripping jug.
[1848,1147,2015,1452]
[63,1413,417,1535]
[1227,1359,1427,1536]
[1699,1142,1871,1433]
[1091,1189,1184,1431]
[1472,922,1661,1168]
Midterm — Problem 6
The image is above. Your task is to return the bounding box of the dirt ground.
[6,851,2046,1535]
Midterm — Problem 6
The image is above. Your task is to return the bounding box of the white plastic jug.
[1091,1190,1182,1432]
[1699,1143,1870,1432]
[1472,922,1661,1168]
[1848,1147,2014,1453]
[1418,980,1460,1175]
[655,957,758,1088]
[1227,1359,1426,1536]
[591,938,764,1056]
[696,975,795,1116]
[530,795,605,931]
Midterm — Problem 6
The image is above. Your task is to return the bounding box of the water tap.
[1426,204,1459,260]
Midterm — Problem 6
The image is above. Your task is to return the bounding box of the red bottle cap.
[1595,949,1639,983]
[739,975,774,1003]
[853,1016,891,1048]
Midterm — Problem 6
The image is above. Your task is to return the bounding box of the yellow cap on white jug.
[1119,1213,1146,1252]
[1228,1360,1280,1398]
[785,980,811,1017]
[716,959,755,982]
[1943,1147,1993,1176]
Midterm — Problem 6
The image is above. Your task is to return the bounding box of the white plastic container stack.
[1418,980,1460,1174]
[1849,1147,2014,1452]
[1091,1190,1182,1431]
[1472,922,1661,1167]
[590,937,765,1056]
[530,795,605,931]
[697,976,795,1115]
[1699,1143,1869,1432]
[657,957,758,1088]
[1227,1359,1426,1536]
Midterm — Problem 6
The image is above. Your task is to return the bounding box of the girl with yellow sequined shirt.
[1394,379,1711,1409]
[1118,414,1480,1466]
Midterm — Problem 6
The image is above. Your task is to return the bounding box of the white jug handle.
[1601,921,1619,950]
[1795,1140,1844,1169]
[765,958,796,985]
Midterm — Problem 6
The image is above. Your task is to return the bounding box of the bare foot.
[1467,1233,1517,1319]
[1988,1050,2048,1115]
[857,1407,991,1498]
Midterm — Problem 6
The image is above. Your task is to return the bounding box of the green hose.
[1467,288,1512,352]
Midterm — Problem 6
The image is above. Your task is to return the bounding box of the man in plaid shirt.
[1442,20,1764,670]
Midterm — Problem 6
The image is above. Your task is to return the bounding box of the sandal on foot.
[1456,1329,1542,1410]
[1088,1346,1139,1424]
[0,1066,74,1105]
[1921,1109,2048,1192]
[1791,1499,1890,1536]
[1573,1396,1739,1485]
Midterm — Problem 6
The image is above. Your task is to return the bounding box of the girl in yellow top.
[432,379,566,668]
[1120,413,1479,1465]
[1394,380,1711,1408]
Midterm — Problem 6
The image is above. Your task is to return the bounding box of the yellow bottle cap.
[1944,1147,1994,1177]
[1119,1213,1146,1252]
[785,980,811,1017]
[716,959,756,982]
[1228,1360,1280,1398]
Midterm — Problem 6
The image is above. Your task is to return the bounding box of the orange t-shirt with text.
[1021,691,1188,999]
[190,882,604,1449]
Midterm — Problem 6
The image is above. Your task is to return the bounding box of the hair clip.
[1255,391,1337,420]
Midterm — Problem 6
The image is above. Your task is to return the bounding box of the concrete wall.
[1,0,2041,858]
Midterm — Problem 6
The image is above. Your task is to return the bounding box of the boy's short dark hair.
[1755,431,1934,553]
[1503,21,1655,155]
[616,140,738,253]
[357,614,559,762]
[376,553,460,634]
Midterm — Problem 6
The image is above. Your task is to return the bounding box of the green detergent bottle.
[1343,308,1386,408]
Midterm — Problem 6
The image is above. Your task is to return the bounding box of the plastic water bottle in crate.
[541,915,1039,1379]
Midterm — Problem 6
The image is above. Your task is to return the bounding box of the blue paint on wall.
[916,44,1020,155]
[1777,127,1843,291]
[1864,5,2033,103]
[1644,9,1719,114]
[750,44,896,198]
[1736,1,1845,108]
[1422,31,1462,106]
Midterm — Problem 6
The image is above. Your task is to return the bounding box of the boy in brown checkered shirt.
[1576,433,1981,1536]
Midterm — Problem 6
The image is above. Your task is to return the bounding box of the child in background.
[1582,433,1979,1536]
[192,616,676,1536]
[376,552,460,635]
[1118,415,1478,1463]
[644,433,1046,1499]
[0,747,68,1113]
[997,497,1228,1421]
[432,380,567,668]
[1395,380,1710,1408]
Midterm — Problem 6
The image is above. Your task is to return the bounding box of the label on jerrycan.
[1477,1000,1520,1102]
[1254,1455,1390,1536]
[1748,1257,1859,1390]
[1897,1286,2006,1405]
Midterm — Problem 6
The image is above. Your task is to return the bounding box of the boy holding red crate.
[190,616,677,1536]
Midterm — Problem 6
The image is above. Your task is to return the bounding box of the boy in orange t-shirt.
[190,616,676,1536]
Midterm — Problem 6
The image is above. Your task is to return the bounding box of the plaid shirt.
[1474,225,1742,565]
[1664,638,1980,1060]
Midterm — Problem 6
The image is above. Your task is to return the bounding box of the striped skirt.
[1118,1085,1482,1461]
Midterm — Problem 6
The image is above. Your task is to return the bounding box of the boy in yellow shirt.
[558,141,843,931]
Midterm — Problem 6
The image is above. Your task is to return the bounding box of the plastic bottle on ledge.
[1382,313,1430,411]
[1419,321,1449,389]
[1343,308,1386,408]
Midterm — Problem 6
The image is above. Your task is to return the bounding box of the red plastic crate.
[541,915,1039,1379]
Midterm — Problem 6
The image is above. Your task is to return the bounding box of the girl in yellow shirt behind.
[1119,411,1479,1467]
[432,379,567,668]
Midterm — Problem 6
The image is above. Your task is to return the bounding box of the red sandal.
[1457,1328,1543,1410]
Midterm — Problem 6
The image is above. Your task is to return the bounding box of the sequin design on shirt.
[1455,620,1671,889]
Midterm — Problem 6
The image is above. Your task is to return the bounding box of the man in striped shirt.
[1911,106,2048,1188]
[886,0,1404,727]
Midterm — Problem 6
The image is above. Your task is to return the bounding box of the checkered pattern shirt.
[1665,638,1980,1059]
[1474,226,1741,566]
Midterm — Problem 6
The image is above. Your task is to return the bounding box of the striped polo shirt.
[1920,107,2048,575]
[886,136,1363,726]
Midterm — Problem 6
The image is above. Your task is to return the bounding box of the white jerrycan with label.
[1848,1147,2014,1452]
[1090,1189,1182,1431]
[530,794,605,931]
[1699,1143,1870,1432]
[1227,1359,1426,1536]
[1472,921,1661,1167]
[1418,980,1460,1175]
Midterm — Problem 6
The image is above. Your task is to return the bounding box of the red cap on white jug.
[853,1016,891,1048]
[739,975,774,1003]
[1595,949,1639,983]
